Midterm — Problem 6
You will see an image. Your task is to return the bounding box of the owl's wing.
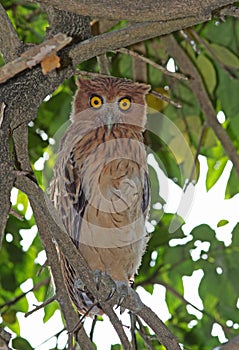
[50,148,86,247]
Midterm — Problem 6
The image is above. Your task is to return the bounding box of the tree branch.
[69,19,211,68]
[114,47,188,81]
[28,0,235,22]
[0,103,15,248]
[219,5,239,18]
[0,3,229,131]
[0,33,72,84]
[0,277,51,310]
[0,327,12,350]
[162,34,239,179]
[138,305,180,350]
[100,304,132,349]
[25,296,56,318]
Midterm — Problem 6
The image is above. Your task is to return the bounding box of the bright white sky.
[3,154,238,349]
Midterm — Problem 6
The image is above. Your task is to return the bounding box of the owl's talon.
[93,270,102,290]
[74,277,85,291]
[119,306,126,315]
[105,286,116,301]
[115,282,129,311]
[101,273,117,301]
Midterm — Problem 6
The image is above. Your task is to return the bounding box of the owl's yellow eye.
[90,95,103,109]
[118,97,131,112]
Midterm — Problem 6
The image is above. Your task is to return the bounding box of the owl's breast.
[72,126,148,248]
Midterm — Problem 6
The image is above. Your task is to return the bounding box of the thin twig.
[114,48,188,81]
[162,34,239,179]
[101,303,132,349]
[189,28,237,78]
[37,259,48,277]
[68,302,99,334]
[0,102,6,128]
[130,312,138,350]
[9,208,24,221]
[136,316,155,350]
[25,295,56,318]
[34,327,67,350]
[219,5,239,18]
[150,90,182,108]
[89,316,97,341]
[158,279,228,333]
[0,277,51,310]
[97,54,110,75]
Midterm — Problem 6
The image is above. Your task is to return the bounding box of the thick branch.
[1,3,232,131]
[12,124,33,174]
[29,0,234,22]
[0,3,22,63]
[15,175,95,350]
[138,305,180,350]
[0,14,210,130]
[0,103,15,248]
[70,19,211,67]
[162,34,239,179]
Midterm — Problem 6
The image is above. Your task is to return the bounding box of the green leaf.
[2,309,17,324]
[0,54,4,67]
[208,43,239,68]
[12,337,33,350]
[206,157,228,191]
[196,54,217,94]
[111,345,122,350]
[1,310,20,335]
[217,219,229,227]
[190,224,215,245]
[226,166,239,198]
[43,300,59,323]
[216,66,239,119]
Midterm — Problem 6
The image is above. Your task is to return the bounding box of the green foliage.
[4,0,48,43]
[1,2,239,350]
[12,337,33,350]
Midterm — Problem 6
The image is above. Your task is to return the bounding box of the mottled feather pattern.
[50,77,151,316]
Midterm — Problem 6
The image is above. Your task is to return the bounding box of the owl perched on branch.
[50,77,151,316]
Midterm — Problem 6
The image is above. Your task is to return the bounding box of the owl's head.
[72,77,151,132]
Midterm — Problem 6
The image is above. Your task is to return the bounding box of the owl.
[50,77,151,316]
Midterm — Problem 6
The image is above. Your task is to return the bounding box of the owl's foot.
[75,271,142,315]
[93,271,129,313]
[93,270,117,301]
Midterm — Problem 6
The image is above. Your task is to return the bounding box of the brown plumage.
[50,77,151,316]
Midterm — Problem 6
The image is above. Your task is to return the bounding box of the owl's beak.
[106,110,114,135]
